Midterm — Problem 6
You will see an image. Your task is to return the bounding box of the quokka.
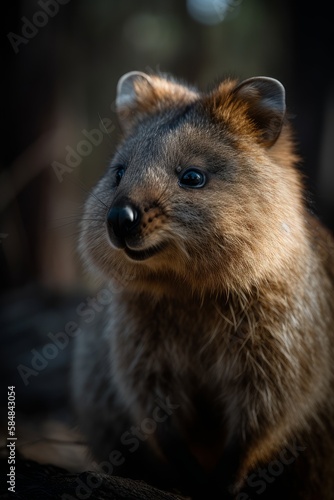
[73,71,334,499]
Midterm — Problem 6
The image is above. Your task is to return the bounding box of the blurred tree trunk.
[2,1,57,291]
[1,1,80,292]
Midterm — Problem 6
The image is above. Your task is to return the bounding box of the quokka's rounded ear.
[115,71,198,134]
[233,77,286,147]
[116,71,154,133]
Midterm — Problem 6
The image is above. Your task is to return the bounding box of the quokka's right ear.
[209,76,286,148]
[115,71,198,133]
[232,77,286,147]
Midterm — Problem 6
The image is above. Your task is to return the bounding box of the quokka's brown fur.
[73,71,334,499]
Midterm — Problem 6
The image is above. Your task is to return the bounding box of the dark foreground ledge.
[0,453,187,500]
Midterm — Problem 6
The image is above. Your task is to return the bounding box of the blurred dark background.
[1,0,334,293]
[1,0,334,488]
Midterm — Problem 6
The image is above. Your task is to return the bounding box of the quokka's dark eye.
[115,166,125,186]
[178,168,207,189]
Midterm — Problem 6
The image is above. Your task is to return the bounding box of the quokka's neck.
[119,262,311,312]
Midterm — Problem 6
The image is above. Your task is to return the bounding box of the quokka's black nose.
[107,202,141,247]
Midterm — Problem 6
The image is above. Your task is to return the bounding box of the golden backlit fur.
[74,72,334,498]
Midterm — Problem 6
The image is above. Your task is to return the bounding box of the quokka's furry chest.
[107,289,329,443]
[107,294,247,468]
[97,285,332,490]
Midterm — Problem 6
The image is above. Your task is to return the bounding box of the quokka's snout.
[106,194,168,261]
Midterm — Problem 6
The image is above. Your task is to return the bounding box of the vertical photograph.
[1,1,334,498]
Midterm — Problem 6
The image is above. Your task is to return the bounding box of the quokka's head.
[80,72,306,295]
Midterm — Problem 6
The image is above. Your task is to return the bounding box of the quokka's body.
[73,72,334,499]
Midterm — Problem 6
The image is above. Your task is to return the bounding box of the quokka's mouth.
[124,241,167,261]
